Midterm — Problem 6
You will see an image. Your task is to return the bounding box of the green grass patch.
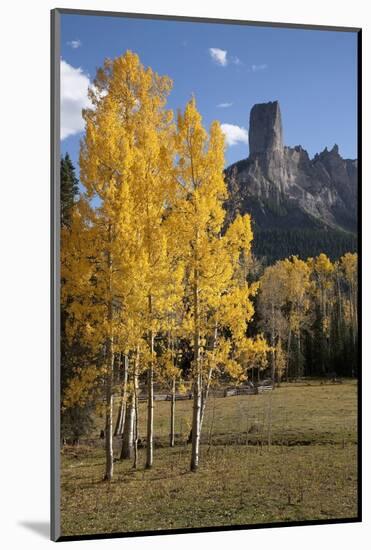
[61,380,358,536]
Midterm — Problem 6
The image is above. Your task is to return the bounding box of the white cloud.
[209,48,228,66]
[251,63,268,72]
[221,124,249,147]
[60,59,91,140]
[67,39,82,49]
[217,102,233,108]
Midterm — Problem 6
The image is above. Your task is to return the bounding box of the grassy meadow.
[60,380,358,536]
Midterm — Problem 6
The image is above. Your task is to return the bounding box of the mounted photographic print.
[51,8,361,541]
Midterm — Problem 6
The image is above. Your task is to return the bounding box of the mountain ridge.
[224,101,358,262]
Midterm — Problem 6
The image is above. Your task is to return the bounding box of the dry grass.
[60,380,358,537]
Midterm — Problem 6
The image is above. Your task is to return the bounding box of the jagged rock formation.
[249,101,283,155]
[225,101,358,261]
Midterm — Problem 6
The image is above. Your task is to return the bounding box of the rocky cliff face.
[225,101,358,260]
[249,101,284,155]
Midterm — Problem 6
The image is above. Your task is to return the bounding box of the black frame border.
[51,7,362,542]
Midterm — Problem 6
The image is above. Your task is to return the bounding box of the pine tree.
[60,153,95,443]
[60,153,79,228]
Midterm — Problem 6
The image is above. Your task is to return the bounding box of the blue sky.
[60,13,358,174]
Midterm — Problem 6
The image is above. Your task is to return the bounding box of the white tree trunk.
[287,328,292,380]
[146,362,154,467]
[199,326,217,432]
[133,350,139,469]
[191,276,201,472]
[121,391,135,460]
[114,354,128,436]
[170,376,176,447]
[271,302,276,388]
[146,320,154,469]
[104,226,114,481]
[104,339,114,481]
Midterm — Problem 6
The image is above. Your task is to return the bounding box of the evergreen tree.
[60,153,94,443]
[60,152,79,228]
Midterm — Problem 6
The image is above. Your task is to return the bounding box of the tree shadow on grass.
[18,521,49,539]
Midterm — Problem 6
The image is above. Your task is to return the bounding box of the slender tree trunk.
[353,284,358,335]
[349,283,358,348]
[267,393,273,449]
[133,349,139,469]
[271,303,276,388]
[191,372,201,471]
[146,352,154,467]
[146,295,154,469]
[287,328,292,381]
[277,336,282,386]
[321,286,327,374]
[104,230,114,481]
[114,395,124,437]
[121,389,135,460]
[104,339,114,480]
[191,274,201,472]
[199,366,213,434]
[114,354,128,436]
[170,376,176,447]
[336,274,342,341]
[191,325,217,440]
[119,355,129,433]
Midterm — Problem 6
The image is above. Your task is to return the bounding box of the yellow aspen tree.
[174,98,257,470]
[126,69,177,469]
[210,215,259,391]
[309,253,335,333]
[283,256,311,378]
[258,257,311,380]
[68,51,174,480]
[274,338,287,385]
[174,98,229,471]
[258,261,289,384]
[174,100,259,469]
[340,252,358,344]
[237,335,272,383]
[308,253,335,374]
